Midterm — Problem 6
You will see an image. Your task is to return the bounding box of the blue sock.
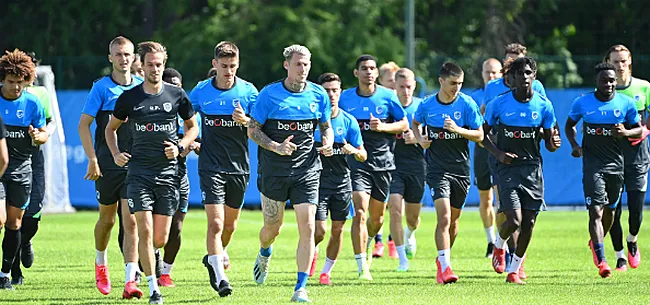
[375,234,383,244]
[260,246,272,258]
[594,243,606,263]
[295,272,308,291]
[388,234,393,242]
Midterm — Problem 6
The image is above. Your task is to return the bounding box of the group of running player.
[0,37,647,304]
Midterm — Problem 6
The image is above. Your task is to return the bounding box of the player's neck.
[214,76,235,90]
[143,80,163,95]
[357,83,375,96]
[513,88,533,102]
[438,90,457,104]
[617,74,631,87]
[284,78,306,92]
[111,70,132,86]
[0,86,21,100]
[595,90,615,102]
[399,96,412,108]
[331,106,340,118]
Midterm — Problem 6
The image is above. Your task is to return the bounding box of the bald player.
[470,58,503,258]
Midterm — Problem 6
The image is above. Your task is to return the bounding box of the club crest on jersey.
[163,102,172,112]
[310,102,317,113]
[614,109,621,117]
[16,110,24,119]
[376,106,385,115]
[532,111,539,120]
[454,111,461,120]
[336,127,344,135]
[232,99,240,108]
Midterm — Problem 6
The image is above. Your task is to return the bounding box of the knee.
[390,208,402,221]
[223,220,237,234]
[153,235,167,249]
[331,224,345,238]
[406,215,419,228]
[5,222,19,231]
[208,218,224,235]
[437,215,451,230]
[314,225,326,242]
[506,215,521,230]
[265,224,282,237]
[99,213,116,227]
[354,209,366,224]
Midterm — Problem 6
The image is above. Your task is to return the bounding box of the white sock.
[146,275,159,297]
[321,257,336,275]
[95,249,107,266]
[437,249,451,270]
[405,227,415,240]
[396,245,408,264]
[209,255,229,282]
[485,226,496,244]
[507,254,524,274]
[627,234,638,243]
[315,247,319,255]
[354,254,366,273]
[0,272,8,278]
[616,250,626,260]
[495,235,509,249]
[162,262,173,275]
[125,262,138,283]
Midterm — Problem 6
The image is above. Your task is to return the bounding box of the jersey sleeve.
[178,90,196,121]
[250,88,269,125]
[626,99,640,125]
[189,84,201,113]
[30,100,47,129]
[542,101,557,129]
[465,98,484,129]
[413,100,425,125]
[533,80,547,97]
[0,116,5,140]
[319,92,332,124]
[484,99,498,126]
[567,97,583,122]
[245,86,260,115]
[388,93,406,121]
[81,82,103,117]
[346,116,364,147]
[112,94,130,121]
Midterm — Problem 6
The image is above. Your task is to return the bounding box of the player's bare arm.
[482,123,517,164]
[543,127,562,152]
[317,121,334,156]
[78,114,102,180]
[29,125,49,145]
[613,121,643,138]
[564,118,582,158]
[180,114,200,149]
[444,117,484,143]
[370,115,408,134]
[104,116,130,167]
[248,117,296,156]
[411,119,431,149]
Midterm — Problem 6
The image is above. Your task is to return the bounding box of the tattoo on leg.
[262,196,284,225]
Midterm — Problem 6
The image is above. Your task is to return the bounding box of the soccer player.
[191,41,258,296]
[339,55,408,280]
[603,45,650,271]
[131,54,145,78]
[0,49,48,289]
[470,58,502,258]
[156,68,197,288]
[310,72,366,284]
[248,44,332,303]
[388,68,425,272]
[106,41,199,304]
[412,62,483,283]
[376,61,400,258]
[78,36,143,298]
[485,57,560,284]
[566,62,642,278]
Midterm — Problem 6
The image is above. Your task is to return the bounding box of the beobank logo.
[134,121,176,132]
[277,121,314,131]
[428,129,462,140]
[585,126,612,136]
[204,117,242,128]
[503,128,536,139]
[358,121,373,131]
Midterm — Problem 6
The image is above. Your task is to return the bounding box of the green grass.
[3,209,650,304]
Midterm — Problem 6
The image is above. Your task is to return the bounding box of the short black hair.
[508,57,537,76]
[163,67,182,83]
[595,62,615,74]
[439,62,463,79]
[355,54,377,69]
[317,72,340,85]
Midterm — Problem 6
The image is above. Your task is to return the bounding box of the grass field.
[2,209,650,304]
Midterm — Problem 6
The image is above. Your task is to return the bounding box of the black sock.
[117,201,125,255]
[2,228,21,274]
[20,218,39,247]
[375,234,383,244]
[627,191,645,236]
[388,234,393,242]
[609,203,624,251]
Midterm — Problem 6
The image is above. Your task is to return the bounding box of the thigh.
[369,170,391,203]
[225,174,249,209]
[289,171,320,205]
[261,193,286,226]
[473,146,492,191]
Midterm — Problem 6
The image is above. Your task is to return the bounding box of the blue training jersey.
[414,92,483,176]
[483,78,546,106]
[190,77,258,174]
[338,85,406,171]
[315,109,363,187]
[0,91,46,172]
[250,80,331,176]
[568,92,639,174]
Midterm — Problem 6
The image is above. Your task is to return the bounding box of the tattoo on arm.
[262,194,284,225]
[319,121,333,142]
[248,118,278,152]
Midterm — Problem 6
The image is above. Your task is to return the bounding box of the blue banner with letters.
[59,88,642,209]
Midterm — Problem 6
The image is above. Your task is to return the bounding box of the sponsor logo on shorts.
[128,199,134,208]
[585,196,592,206]
[5,129,26,139]
[202,191,206,201]
[503,128,536,139]
[204,116,243,128]
[134,121,176,133]
[277,121,314,131]
[96,191,101,200]
[585,126,612,136]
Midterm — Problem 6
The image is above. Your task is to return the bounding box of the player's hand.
[318,136,334,157]
[163,141,180,159]
[232,102,249,126]
[443,117,459,133]
[341,139,357,155]
[275,135,297,156]
[497,151,518,165]
[628,126,650,146]
[189,141,201,155]
[84,158,102,180]
[571,144,582,158]
[613,124,628,138]
[418,132,432,149]
[404,129,417,145]
[29,125,47,145]
[112,152,131,167]
[369,113,384,132]
[551,128,561,148]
